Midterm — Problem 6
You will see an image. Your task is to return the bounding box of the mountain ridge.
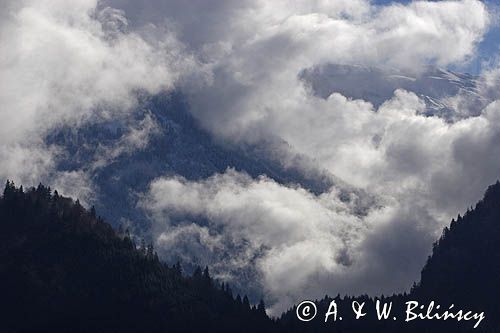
[0,181,274,332]
[3,180,500,331]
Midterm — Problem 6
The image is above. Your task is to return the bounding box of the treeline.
[3,180,500,332]
[0,181,272,332]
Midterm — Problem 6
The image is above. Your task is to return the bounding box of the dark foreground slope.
[3,180,500,332]
[0,182,273,332]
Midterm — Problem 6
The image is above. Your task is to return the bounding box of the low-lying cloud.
[140,166,440,314]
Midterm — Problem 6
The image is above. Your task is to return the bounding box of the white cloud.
[0,0,198,191]
[160,0,489,142]
[140,169,367,312]
[90,112,161,170]
[141,167,443,314]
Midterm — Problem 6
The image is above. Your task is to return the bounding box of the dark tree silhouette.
[0,181,273,332]
[3,180,500,332]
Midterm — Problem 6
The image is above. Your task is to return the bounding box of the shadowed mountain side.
[46,92,343,228]
[0,182,273,332]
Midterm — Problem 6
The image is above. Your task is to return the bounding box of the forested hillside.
[0,181,272,332]
[3,180,500,332]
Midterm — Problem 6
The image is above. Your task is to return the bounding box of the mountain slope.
[0,181,273,332]
[414,181,500,317]
[3,180,500,332]
[46,92,336,228]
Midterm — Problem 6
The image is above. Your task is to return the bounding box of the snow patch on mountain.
[300,64,490,121]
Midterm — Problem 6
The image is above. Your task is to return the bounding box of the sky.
[1,0,500,315]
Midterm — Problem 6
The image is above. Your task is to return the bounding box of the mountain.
[46,65,483,232]
[45,64,489,232]
[300,64,488,121]
[46,65,489,231]
[2,180,500,332]
[0,181,273,332]
[46,92,336,228]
